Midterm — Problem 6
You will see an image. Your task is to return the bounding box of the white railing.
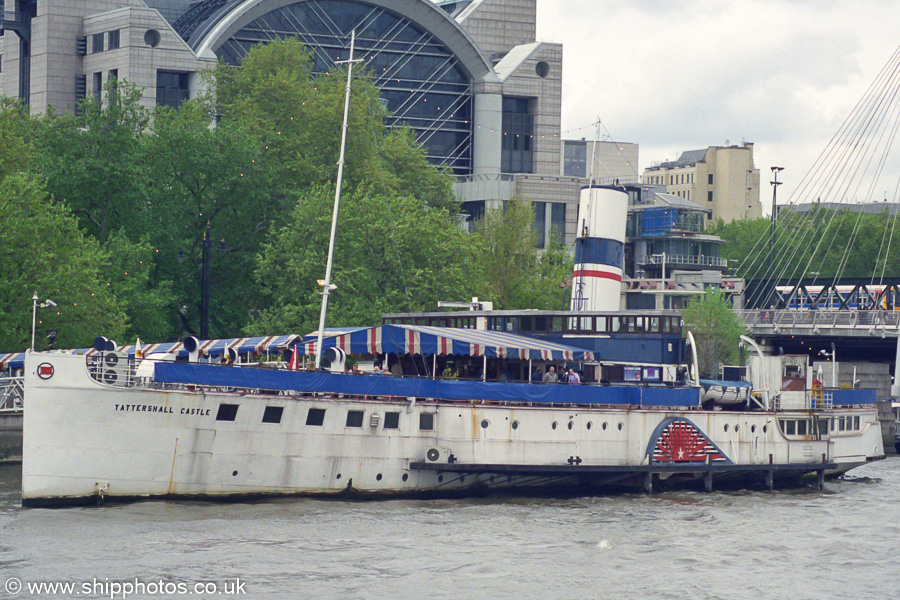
[0,377,24,411]
[647,254,728,268]
[737,309,900,330]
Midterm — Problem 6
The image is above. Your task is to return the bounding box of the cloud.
[537,1,900,205]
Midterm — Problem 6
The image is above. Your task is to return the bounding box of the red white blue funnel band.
[572,265,623,283]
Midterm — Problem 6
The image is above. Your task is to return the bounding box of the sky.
[535,0,900,212]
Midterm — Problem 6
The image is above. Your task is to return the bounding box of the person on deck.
[567,369,581,384]
[542,366,559,383]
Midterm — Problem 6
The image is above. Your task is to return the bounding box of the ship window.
[854,416,860,430]
[481,419,490,429]
[215,404,239,421]
[751,424,756,433]
[819,420,829,435]
[724,424,729,432]
[346,410,364,428]
[602,422,608,430]
[617,422,623,431]
[838,416,845,431]
[512,420,519,430]
[797,420,807,435]
[586,421,592,430]
[567,421,574,430]
[306,408,326,426]
[384,412,400,429]
[780,419,796,435]
[262,406,283,424]
[419,413,434,430]
[552,421,558,430]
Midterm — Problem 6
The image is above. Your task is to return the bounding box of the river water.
[0,458,898,600]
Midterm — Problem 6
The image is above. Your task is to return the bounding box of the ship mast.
[314,30,361,370]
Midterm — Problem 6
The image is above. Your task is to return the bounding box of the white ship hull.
[22,353,884,505]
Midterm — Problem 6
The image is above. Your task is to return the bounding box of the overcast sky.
[535,1,900,211]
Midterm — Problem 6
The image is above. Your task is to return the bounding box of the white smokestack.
[570,185,628,312]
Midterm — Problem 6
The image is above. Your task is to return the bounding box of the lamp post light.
[819,342,837,387]
[31,292,57,352]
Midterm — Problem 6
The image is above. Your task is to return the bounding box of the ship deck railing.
[0,376,23,412]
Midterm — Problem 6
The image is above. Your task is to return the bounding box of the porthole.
[751,425,756,433]
[567,421,574,430]
[512,420,519,430]
[232,470,238,477]
[724,424,729,432]
[438,475,444,483]
[402,473,409,482]
[735,424,740,433]
[763,425,768,433]
[552,421,558,430]
[376,473,382,481]
[617,422,623,431]
[587,422,593,430]
[602,422,608,430]
[535,60,550,78]
[336,473,341,480]
[481,419,490,429]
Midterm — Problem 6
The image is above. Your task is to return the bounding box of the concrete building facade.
[642,142,762,223]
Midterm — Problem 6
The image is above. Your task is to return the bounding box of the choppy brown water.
[0,459,898,599]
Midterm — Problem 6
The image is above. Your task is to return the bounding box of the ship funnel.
[570,185,628,312]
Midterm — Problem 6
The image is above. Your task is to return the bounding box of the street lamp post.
[200,223,211,340]
[31,292,57,352]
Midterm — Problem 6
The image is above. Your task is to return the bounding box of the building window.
[156,70,190,109]
[108,29,120,50]
[419,413,435,431]
[262,406,284,424]
[501,97,533,173]
[346,410,364,428]
[563,141,587,178]
[708,191,714,202]
[533,201,566,248]
[108,69,118,103]
[383,412,400,429]
[306,408,326,426]
[708,174,714,185]
[92,33,104,53]
[93,72,102,103]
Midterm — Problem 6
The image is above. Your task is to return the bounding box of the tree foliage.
[0,174,126,350]
[33,81,150,242]
[681,287,746,378]
[710,207,900,281]
[471,199,573,309]
[249,186,473,335]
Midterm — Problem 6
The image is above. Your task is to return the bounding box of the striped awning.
[301,324,594,362]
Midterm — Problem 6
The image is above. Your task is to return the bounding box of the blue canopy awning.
[301,324,595,362]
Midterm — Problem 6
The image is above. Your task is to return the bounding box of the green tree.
[471,199,573,309]
[101,230,175,342]
[142,100,277,338]
[209,38,455,210]
[0,173,126,351]
[33,81,151,242]
[0,97,36,180]
[249,186,474,335]
[681,287,746,378]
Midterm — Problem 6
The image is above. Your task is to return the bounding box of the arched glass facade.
[178,0,473,173]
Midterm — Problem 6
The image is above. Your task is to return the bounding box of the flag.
[288,346,299,371]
